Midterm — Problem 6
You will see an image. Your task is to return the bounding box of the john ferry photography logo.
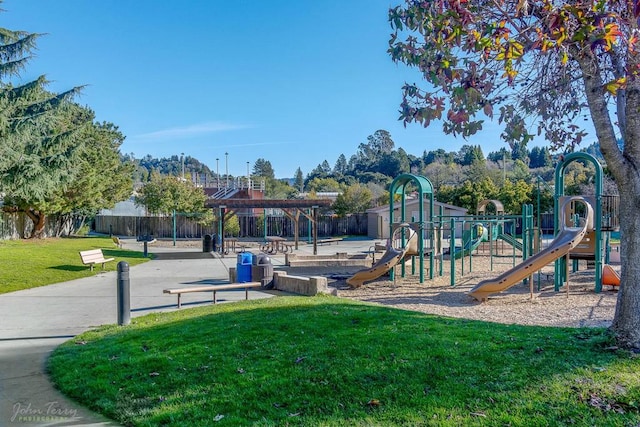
[11,401,78,423]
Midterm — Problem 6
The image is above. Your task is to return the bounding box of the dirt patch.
[288,255,619,328]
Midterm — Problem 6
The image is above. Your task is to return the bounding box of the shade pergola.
[205,198,333,254]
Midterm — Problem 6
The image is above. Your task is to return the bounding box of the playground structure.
[347,152,620,300]
[435,203,534,286]
[553,152,620,292]
[346,223,419,288]
[347,173,436,288]
[477,199,524,252]
[469,152,620,301]
[469,195,593,301]
[346,174,530,288]
[452,223,487,259]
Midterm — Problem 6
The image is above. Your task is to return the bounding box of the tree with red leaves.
[389,0,640,349]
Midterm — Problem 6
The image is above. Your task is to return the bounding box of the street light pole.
[502,151,506,184]
[216,158,219,189]
[181,152,185,179]
[225,152,229,195]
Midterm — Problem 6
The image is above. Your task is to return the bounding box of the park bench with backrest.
[79,249,115,271]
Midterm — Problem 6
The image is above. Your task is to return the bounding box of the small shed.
[366,199,468,239]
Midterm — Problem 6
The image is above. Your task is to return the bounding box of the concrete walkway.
[0,237,378,426]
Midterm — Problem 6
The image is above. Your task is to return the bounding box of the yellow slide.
[469,196,593,302]
[347,227,418,288]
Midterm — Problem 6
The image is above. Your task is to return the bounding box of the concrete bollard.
[117,261,130,326]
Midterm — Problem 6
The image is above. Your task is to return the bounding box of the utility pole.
[216,158,219,189]
[247,161,251,198]
[181,153,185,180]
[503,151,506,184]
[225,152,229,195]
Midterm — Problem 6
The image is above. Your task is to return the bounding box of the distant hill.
[125,154,214,182]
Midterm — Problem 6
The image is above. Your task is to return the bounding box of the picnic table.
[260,236,292,254]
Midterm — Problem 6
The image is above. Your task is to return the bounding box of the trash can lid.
[237,252,253,264]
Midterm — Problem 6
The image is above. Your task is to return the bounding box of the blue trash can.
[236,252,253,283]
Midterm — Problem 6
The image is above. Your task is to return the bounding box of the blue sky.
[2,1,588,179]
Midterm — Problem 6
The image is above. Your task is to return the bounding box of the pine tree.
[0,17,85,237]
[293,167,304,192]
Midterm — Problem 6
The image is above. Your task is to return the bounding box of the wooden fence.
[0,212,34,239]
[0,211,557,240]
[0,212,86,239]
[93,213,368,239]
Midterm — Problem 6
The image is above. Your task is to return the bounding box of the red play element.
[602,264,621,287]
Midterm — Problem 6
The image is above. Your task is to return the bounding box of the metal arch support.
[477,199,505,216]
[554,152,604,292]
[388,173,435,283]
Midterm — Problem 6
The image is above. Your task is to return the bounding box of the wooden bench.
[163,282,262,308]
[79,249,115,271]
[317,238,343,245]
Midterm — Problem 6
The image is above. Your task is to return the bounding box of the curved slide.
[469,196,593,301]
[347,228,418,288]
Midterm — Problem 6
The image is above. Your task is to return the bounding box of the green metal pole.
[450,218,456,287]
[461,220,466,276]
[438,206,444,277]
[537,177,541,252]
[489,222,494,271]
[218,206,226,255]
[521,205,528,261]
[312,206,318,256]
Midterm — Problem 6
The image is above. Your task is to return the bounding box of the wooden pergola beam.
[205,199,332,209]
[208,199,332,254]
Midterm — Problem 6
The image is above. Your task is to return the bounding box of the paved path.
[0,238,378,426]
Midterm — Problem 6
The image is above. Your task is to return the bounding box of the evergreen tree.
[252,158,275,179]
[456,144,484,166]
[0,80,86,237]
[333,154,348,175]
[487,148,510,164]
[355,130,395,171]
[293,167,304,192]
[45,118,134,235]
[529,146,552,169]
[424,148,454,165]
[320,160,331,174]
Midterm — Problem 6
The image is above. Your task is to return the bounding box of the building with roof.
[366,199,467,239]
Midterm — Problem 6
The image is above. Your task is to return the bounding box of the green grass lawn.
[0,236,150,294]
[49,295,640,426]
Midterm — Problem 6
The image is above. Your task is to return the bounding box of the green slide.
[453,224,488,259]
[497,233,523,252]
